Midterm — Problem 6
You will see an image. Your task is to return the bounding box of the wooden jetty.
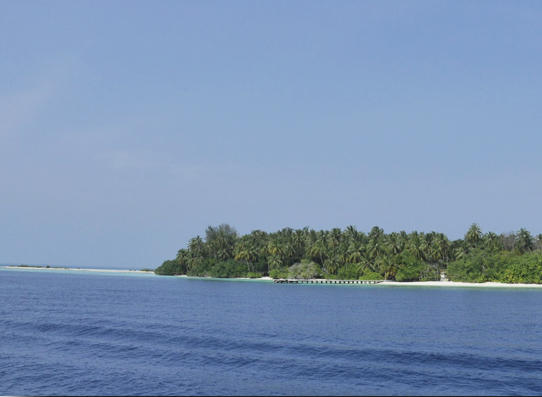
[273,278,383,285]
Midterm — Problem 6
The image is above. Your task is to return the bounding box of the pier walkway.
[273,278,383,285]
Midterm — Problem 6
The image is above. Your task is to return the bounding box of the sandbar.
[3,266,153,274]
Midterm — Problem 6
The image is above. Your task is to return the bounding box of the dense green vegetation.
[155,224,542,283]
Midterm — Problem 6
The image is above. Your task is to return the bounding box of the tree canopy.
[154,223,542,283]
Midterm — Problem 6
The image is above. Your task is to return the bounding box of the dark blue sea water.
[2,268,542,395]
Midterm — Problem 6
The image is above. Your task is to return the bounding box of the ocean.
[1,267,542,395]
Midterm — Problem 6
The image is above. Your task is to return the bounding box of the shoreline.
[174,274,272,280]
[2,265,154,274]
[379,280,542,288]
[3,266,542,288]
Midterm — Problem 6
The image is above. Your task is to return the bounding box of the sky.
[1,0,541,268]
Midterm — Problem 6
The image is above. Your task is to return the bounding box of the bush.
[206,260,247,278]
[500,252,542,284]
[246,272,263,278]
[395,264,423,282]
[288,261,321,279]
[269,268,289,279]
[155,259,184,275]
[360,271,383,280]
[336,263,364,280]
[448,250,503,282]
[186,258,214,276]
[418,265,440,281]
[392,253,427,281]
[446,250,542,283]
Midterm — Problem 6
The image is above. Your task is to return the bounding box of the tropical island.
[155,224,542,284]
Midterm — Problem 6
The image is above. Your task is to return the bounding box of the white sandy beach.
[175,275,542,288]
[4,266,153,274]
[380,280,542,288]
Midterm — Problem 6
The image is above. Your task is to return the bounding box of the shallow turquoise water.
[2,267,542,395]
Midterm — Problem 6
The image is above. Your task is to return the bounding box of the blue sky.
[1,0,541,267]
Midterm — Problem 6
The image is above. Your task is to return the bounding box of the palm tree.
[323,256,340,275]
[377,256,396,280]
[418,237,429,262]
[368,226,384,243]
[267,255,282,272]
[465,223,482,249]
[453,246,465,260]
[344,225,359,243]
[188,236,206,258]
[234,239,258,272]
[388,232,403,255]
[205,224,238,260]
[308,237,327,266]
[346,242,362,264]
[483,232,502,252]
[367,240,385,261]
[433,233,450,264]
[516,228,534,253]
[267,239,283,260]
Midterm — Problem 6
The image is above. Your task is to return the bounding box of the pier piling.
[273,278,383,285]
